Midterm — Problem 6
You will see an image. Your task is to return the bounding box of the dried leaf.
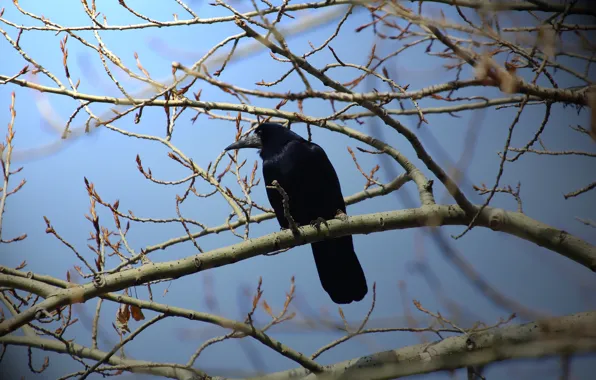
[130,305,145,321]
[117,304,131,324]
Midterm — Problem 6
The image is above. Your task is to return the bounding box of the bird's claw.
[310,217,329,232]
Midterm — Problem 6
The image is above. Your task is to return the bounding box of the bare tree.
[1,0,595,379]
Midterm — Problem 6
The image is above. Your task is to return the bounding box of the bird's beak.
[224,133,262,151]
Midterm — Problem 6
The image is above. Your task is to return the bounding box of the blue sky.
[1,1,595,379]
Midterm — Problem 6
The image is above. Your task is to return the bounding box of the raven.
[225,123,368,304]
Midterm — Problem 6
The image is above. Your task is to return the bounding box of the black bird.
[225,123,368,304]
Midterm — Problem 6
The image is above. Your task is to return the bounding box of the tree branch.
[1,205,594,337]
[254,311,596,380]
[417,0,596,16]
[0,335,201,380]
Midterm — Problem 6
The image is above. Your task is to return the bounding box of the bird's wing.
[263,140,346,228]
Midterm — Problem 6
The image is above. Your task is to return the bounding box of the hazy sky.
[1,1,595,379]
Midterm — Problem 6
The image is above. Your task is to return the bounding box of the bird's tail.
[311,236,368,304]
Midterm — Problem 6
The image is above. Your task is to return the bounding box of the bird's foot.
[310,217,329,234]
[335,209,349,221]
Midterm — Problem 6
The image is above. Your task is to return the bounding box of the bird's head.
[224,122,303,157]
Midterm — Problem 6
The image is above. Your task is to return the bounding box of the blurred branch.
[387,7,591,105]
[255,311,596,380]
[417,0,596,16]
[0,335,201,380]
[576,217,596,228]
[508,148,596,158]
[79,313,168,380]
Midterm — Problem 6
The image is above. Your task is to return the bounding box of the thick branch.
[1,205,594,337]
[0,274,56,298]
[418,0,596,16]
[254,311,596,380]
